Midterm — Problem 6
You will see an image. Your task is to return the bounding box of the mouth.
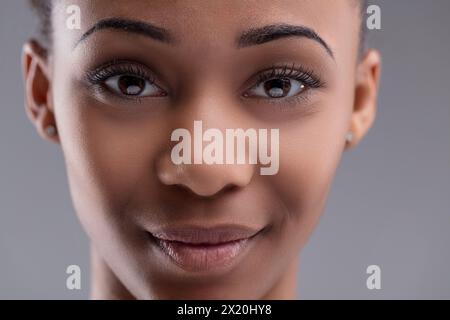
[148,225,264,273]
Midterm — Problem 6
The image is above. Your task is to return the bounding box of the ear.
[22,39,59,144]
[346,49,381,150]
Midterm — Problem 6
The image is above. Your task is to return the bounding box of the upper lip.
[150,225,262,245]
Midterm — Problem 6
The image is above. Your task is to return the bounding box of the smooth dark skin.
[23,0,381,299]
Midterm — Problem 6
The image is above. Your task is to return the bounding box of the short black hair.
[359,0,369,54]
[29,0,368,54]
[29,0,52,46]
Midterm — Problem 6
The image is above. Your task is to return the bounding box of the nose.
[155,91,258,198]
[156,152,255,198]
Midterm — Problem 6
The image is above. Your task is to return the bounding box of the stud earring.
[345,132,353,144]
[45,125,57,137]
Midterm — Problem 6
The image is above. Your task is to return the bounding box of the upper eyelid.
[86,60,156,83]
[255,65,322,85]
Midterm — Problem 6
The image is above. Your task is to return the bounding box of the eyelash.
[86,60,155,84]
[245,63,325,107]
[85,60,324,104]
[256,63,323,89]
[85,60,159,102]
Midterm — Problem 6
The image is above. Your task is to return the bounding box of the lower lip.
[152,236,254,272]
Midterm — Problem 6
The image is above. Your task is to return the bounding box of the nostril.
[222,184,238,194]
[173,183,194,195]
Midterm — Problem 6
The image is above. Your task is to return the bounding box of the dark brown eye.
[263,78,292,98]
[117,76,146,95]
[246,77,306,99]
[105,75,165,97]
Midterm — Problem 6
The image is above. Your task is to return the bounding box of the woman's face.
[24,0,380,299]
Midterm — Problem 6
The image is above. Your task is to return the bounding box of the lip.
[148,225,262,272]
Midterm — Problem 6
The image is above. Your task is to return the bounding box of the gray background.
[1,0,449,299]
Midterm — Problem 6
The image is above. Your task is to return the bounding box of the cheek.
[271,104,351,248]
[52,81,170,232]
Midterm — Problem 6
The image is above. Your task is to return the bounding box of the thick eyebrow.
[237,24,334,59]
[75,19,333,59]
[75,17,173,48]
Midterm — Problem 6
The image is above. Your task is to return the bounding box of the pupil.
[264,78,291,98]
[119,76,145,95]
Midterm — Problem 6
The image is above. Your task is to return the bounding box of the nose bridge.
[180,73,237,129]
[156,89,258,198]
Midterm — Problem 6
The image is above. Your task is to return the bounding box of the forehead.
[53,0,361,51]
